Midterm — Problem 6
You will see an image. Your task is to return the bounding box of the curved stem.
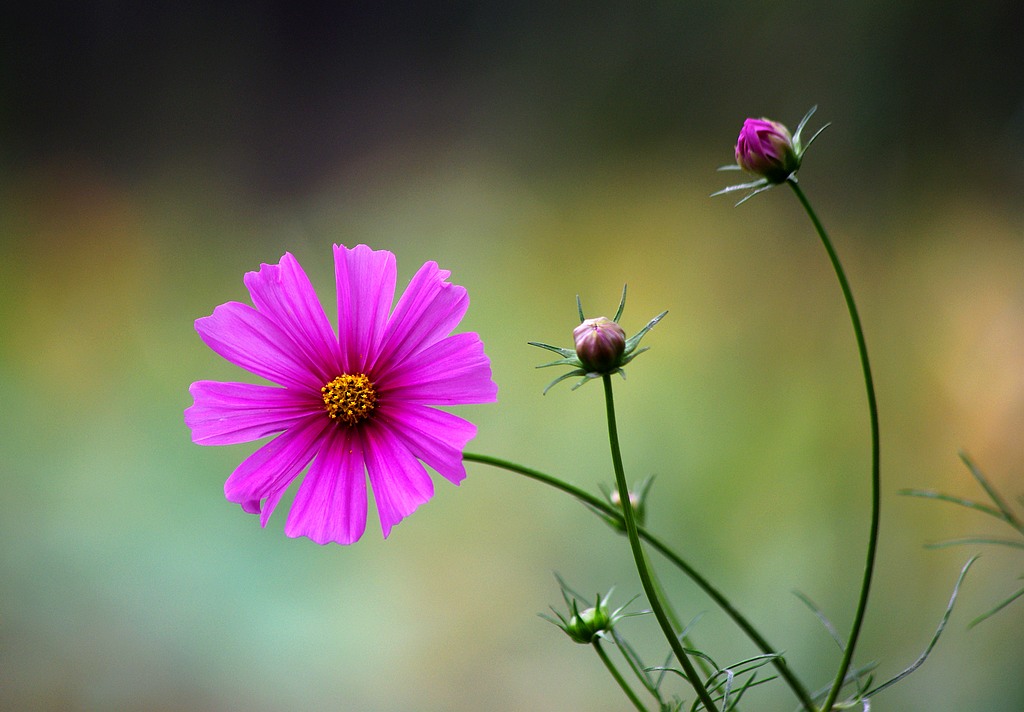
[463,450,816,710]
[601,374,719,712]
[788,179,881,711]
[593,639,651,712]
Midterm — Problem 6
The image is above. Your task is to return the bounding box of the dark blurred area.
[4,2,1023,201]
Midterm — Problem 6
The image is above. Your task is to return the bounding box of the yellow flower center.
[321,373,377,426]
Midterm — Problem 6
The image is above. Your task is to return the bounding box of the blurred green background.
[2,3,1023,710]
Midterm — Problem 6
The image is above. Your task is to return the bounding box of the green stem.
[602,374,720,712]
[650,569,716,681]
[593,639,651,712]
[463,450,816,710]
[610,629,667,705]
[788,179,881,712]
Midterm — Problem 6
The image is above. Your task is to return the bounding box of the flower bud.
[573,317,626,373]
[530,288,666,393]
[543,580,637,647]
[735,117,800,183]
[603,475,653,531]
[610,488,645,527]
[565,604,613,644]
[609,489,639,510]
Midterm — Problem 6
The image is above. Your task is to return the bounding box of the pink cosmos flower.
[185,244,498,545]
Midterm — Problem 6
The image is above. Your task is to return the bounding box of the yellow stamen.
[321,373,377,426]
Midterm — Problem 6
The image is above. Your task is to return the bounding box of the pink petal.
[372,261,469,374]
[186,381,314,445]
[381,332,498,405]
[223,414,327,522]
[374,402,476,485]
[334,244,396,373]
[362,427,434,538]
[196,301,322,390]
[257,488,288,528]
[241,499,262,514]
[244,253,341,382]
[285,426,368,545]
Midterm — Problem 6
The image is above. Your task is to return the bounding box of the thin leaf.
[806,662,879,709]
[677,612,706,641]
[704,654,781,693]
[655,653,781,711]
[924,536,1024,551]
[613,630,661,696]
[715,667,734,709]
[866,556,979,697]
[968,585,1024,628]
[793,590,844,651]
[959,451,1024,534]
[727,670,777,710]
[899,488,1005,520]
[682,647,719,671]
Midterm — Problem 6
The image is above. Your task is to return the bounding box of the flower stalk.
[602,374,720,712]
[593,639,651,712]
[787,180,881,712]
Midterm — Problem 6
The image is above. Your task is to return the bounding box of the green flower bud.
[542,577,641,648]
[600,475,654,532]
[610,489,643,525]
[565,604,613,644]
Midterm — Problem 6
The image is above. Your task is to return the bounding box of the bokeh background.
[3,3,1023,710]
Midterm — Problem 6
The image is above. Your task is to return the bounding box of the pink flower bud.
[573,317,626,373]
[735,117,800,183]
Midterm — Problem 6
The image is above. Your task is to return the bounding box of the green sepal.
[528,341,578,360]
[621,310,667,363]
[612,285,628,323]
[792,105,830,156]
[710,177,774,206]
[535,357,582,370]
[541,369,588,395]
